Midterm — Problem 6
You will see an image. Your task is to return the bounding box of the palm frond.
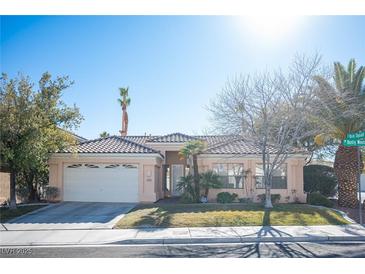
[347,59,356,83]
[125,98,131,106]
[334,62,346,91]
[314,133,328,146]
[313,58,365,143]
[119,87,129,97]
[353,66,365,94]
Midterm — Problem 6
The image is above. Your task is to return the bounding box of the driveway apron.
[2,202,136,230]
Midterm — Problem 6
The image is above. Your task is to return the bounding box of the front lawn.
[0,205,46,223]
[115,203,350,229]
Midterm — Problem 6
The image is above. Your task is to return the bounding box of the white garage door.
[63,163,139,202]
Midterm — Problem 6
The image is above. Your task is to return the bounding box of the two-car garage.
[48,135,164,203]
[63,163,139,203]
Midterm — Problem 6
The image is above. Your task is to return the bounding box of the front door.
[171,164,184,196]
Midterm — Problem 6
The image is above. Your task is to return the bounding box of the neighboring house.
[48,132,308,203]
[58,128,88,143]
[0,172,11,203]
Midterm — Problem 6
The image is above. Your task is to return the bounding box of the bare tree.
[209,54,323,208]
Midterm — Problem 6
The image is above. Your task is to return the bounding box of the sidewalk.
[1,224,365,246]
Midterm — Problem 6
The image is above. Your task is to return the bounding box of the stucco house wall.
[46,133,309,204]
[0,172,10,203]
[198,155,307,203]
[48,153,163,202]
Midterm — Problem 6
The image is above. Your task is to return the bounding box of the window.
[67,164,82,168]
[212,163,244,189]
[255,164,287,189]
[122,164,137,169]
[85,164,99,168]
[105,164,120,168]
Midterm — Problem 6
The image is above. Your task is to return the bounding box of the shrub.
[180,192,196,204]
[177,175,198,202]
[304,165,337,197]
[216,192,238,203]
[307,192,334,208]
[44,186,59,201]
[238,198,252,204]
[200,171,223,197]
[257,194,281,204]
[16,184,29,202]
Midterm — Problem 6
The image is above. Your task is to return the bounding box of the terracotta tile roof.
[58,128,88,142]
[196,135,239,147]
[60,136,161,155]
[125,134,236,146]
[146,132,200,143]
[202,137,305,155]
[202,137,267,155]
[62,133,304,156]
[123,134,265,155]
[123,136,154,144]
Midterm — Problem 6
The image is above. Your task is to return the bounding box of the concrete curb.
[1,235,365,247]
[116,236,365,245]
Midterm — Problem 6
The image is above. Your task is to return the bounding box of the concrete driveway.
[2,202,136,231]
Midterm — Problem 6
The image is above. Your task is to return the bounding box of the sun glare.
[240,15,302,44]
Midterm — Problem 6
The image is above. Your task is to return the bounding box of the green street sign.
[343,138,365,146]
[346,131,365,140]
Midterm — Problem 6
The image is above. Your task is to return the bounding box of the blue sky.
[1,16,365,139]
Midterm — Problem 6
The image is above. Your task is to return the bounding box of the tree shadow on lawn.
[132,208,172,228]
[265,204,349,226]
[258,210,293,238]
[315,208,350,225]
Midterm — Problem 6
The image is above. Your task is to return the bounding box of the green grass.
[0,205,46,223]
[115,203,351,229]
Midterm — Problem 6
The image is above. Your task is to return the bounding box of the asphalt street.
[1,242,365,258]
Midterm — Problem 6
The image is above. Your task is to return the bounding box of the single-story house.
[48,132,308,203]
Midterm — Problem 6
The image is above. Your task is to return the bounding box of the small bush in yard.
[257,194,281,204]
[307,192,334,208]
[238,198,252,204]
[179,192,196,204]
[177,175,198,203]
[217,192,238,203]
[44,186,59,201]
[304,165,337,197]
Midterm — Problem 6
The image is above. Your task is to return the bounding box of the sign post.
[344,131,365,226]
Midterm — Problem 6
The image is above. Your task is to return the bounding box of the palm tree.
[117,87,131,136]
[99,131,110,138]
[179,140,205,202]
[200,171,223,197]
[176,175,195,202]
[313,59,365,208]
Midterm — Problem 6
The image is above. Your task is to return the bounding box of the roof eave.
[50,152,164,159]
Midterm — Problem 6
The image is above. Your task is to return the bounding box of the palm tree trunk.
[192,154,200,202]
[335,145,363,208]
